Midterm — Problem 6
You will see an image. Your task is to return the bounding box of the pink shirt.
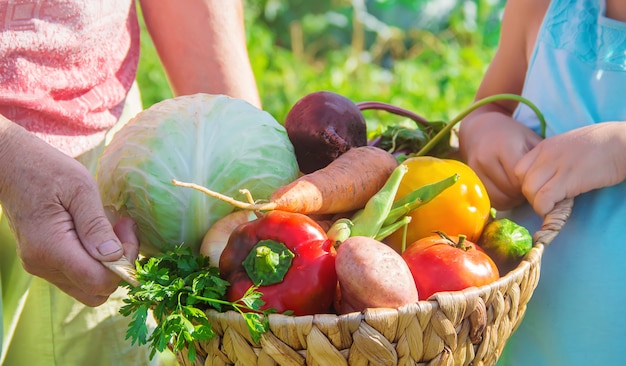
[0,0,139,157]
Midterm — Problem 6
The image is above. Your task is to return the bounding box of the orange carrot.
[267,146,397,213]
[172,145,398,215]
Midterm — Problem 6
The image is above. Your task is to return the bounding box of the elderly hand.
[0,119,139,306]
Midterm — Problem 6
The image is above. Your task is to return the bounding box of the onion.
[200,210,257,266]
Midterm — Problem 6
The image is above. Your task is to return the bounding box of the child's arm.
[459,0,549,211]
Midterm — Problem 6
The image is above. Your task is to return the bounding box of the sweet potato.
[334,236,419,314]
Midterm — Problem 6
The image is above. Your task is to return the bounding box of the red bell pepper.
[219,210,337,315]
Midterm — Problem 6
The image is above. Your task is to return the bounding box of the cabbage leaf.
[97,94,299,255]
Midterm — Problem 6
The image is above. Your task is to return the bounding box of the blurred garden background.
[136,0,505,134]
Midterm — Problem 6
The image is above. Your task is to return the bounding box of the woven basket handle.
[533,197,574,247]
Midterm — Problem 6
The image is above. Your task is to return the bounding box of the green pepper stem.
[415,93,547,157]
[242,240,294,286]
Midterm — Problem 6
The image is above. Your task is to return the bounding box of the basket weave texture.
[171,198,573,366]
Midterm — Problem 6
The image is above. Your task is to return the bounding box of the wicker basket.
[158,198,571,366]
[104,199,572,365]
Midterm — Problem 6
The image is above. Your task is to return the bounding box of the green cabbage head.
[97,94,299,256]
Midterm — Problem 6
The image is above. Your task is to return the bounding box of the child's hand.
[460,111,542,211]
[515,122,626,217]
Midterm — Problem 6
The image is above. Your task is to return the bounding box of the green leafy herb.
[372,122,451,158]
[119,246,270,362]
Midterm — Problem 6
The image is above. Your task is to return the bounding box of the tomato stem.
[457,235,468,250]
[436,231,471,251]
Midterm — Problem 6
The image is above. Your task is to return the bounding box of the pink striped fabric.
[0,0,140,157]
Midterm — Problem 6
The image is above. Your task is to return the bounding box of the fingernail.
[97,240,122,256]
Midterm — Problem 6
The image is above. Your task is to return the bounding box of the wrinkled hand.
[514,122,626,217]
[460,111,542,211]
[0,122,139,306]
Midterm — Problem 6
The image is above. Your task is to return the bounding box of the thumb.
[69,182,124,262]
[113,216,141,262]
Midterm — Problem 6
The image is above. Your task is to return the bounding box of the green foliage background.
[136,0,504,133]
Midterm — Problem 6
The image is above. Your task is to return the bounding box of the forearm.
[139,0,261,108]
[0,116,28,201]
[0,114,21,141]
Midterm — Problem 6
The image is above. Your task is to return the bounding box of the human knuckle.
[80,215,113,238]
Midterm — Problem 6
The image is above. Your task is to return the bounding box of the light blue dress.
[498,0,626,364]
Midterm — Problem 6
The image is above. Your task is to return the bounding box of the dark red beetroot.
[285,91,367,174]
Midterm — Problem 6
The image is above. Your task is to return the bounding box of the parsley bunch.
[119,246,269,362]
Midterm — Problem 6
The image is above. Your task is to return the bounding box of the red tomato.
[402,233,499,300]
